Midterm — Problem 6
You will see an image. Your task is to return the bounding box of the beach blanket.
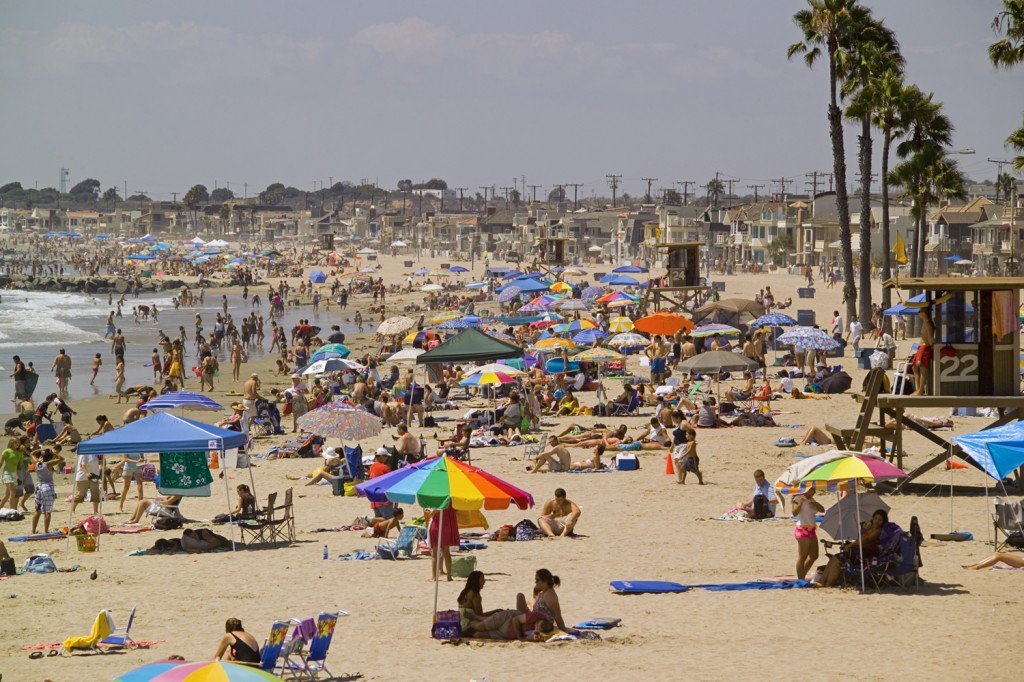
[108,526,152,534]
[337,550,378,560]
[25,639,164,651]
[575,618,621,630]
[7,533,66,542]
[311,525,368,533]
[691,579,813,591]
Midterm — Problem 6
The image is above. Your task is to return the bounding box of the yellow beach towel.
[63,610,113,652]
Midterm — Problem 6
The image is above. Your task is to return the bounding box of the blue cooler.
[615,454,639,471]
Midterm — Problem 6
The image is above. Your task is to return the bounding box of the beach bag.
[752,495,773,520]
[1,557,16,576]
[376,543,399,560]
[431,610,461,639]
[154,515,183,531]
[515,519,539,541]
[869,350,889,370]
[83,515,109,535]
[24,554,57,574]
[451,555,477,578]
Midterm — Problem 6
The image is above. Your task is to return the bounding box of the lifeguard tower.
[531,235,570,277]
[832,277,1024,490]
[641,242,709,312]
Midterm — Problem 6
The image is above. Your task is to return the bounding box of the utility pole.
[454,187,467,212]
[478,186,490,209]
[725,179,737,205]
[747,184,765,203]
[825,173,834,192]
[988,158,1014,204]
[773,177,792,200]
[528,184,542,204]
[244,183,248,200]
[606,174,622,208]
[677,181,695,206]
[713,171,721,209]
[642,177,658,203]
[135,191,147,211]
[566,183,583,211]
[805,171,827,198]
[171,192,178,205]
[659,187,672,204]
[500,186,513,210]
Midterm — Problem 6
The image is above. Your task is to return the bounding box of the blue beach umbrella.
[449,265,469,273]
[309,270,327,284]
[601,274,639,286]
[612,265,649,274]
[572,329,607,345]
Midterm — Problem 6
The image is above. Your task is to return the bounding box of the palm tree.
[840,27,903,327]
[892,89,953,277]
[788,0,873,323]
[1006,116,1024,170]
[990,0,1024,67]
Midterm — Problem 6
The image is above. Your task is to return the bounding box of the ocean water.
[0,288,361,405]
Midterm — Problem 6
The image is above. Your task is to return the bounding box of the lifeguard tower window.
[667,243,699,288]
[936,291,976,344]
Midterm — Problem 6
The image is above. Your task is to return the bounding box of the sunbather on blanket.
[572,444,606,471]
[127,495,183,524]
[529,437,572,473]
[962,552,1024,570]
[362,509,403,538]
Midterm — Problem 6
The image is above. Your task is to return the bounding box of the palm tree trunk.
[913,196,927,278]
[880,129,892,314]
[857,113,873,330]
[829,55,857,324]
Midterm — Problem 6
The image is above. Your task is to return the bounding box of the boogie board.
[23,371,39,400]
[7,533,65,542]
[609,580,688,594]
[576,618,622,629]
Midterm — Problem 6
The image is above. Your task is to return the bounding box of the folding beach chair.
[609,390,640,416]
[239,492,277,545]
[62,610,115,654]
[258,620,290,675]
[266,488,295,544]
[992,497,1024,551]
[377,524,426,559]
[99,605,138,649]
[281,611,348,680]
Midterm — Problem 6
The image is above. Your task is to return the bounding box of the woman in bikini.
[214,618,261,666]
[515,568,567,632]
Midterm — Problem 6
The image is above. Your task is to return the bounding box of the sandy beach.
[1,253,1021,682]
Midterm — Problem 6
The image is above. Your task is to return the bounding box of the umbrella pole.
[223,454,236,551]
[432,505,445,617]
[856,486,865,594]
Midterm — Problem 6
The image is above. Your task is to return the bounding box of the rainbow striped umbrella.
[552,319,597,333]
[146,661,279,681]
[550,281,573,293]
[690,324,741,338]
[596,291,638,306]
[459,371,516,387]
[800,454,907,483]
[114,661,186,682]
[355,455,533,511]
[311,343,351,360]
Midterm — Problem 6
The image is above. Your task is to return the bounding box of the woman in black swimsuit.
[214,618,261,666]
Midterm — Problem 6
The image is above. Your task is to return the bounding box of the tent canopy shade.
[416,328,523,365]
[77,412,247,455]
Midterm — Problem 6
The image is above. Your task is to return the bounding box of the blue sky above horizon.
[1,0,1020,201]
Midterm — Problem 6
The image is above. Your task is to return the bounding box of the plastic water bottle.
[323,544,328,560]
[419,435,427,456]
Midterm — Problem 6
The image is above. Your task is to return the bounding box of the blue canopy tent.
[309,270,327,284]
[953,421,1024,481]
[495,277,551,294]
[884,293,975,316]
[77,413,249,550]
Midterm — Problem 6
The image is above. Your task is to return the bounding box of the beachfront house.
[970,202,1023,276]
[925,197,990,275]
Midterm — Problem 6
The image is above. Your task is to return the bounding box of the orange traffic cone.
[944,460,968,470]
[665,452,674,475]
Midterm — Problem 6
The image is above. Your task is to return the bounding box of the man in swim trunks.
[910,308,934,396]
[647,335,669,385]
[530,436,572,473]
[538,488,581,538]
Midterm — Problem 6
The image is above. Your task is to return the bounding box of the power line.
[676,181,695,206]
[747,184,765,202]
[527,184,542,204]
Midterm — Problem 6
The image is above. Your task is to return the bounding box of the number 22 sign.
[938,352,979,384]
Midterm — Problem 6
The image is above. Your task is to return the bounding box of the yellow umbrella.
[534,338,575,349]
[608,316,634,332]
[550,281,572,293]
[430,312,461,324]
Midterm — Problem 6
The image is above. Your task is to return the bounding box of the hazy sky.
[1,0,1020,201]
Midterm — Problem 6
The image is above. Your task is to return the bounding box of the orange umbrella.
[634,312,694,336]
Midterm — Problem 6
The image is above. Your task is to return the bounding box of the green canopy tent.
[415,328,524,422]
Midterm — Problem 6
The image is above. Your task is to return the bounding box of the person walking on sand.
[114,356,126,402]
[793,487,824,581]
[672,427,703,484]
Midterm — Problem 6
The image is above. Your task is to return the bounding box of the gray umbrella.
[678,351,758,400]
[821,491,890,540]
[678,350,758,374]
